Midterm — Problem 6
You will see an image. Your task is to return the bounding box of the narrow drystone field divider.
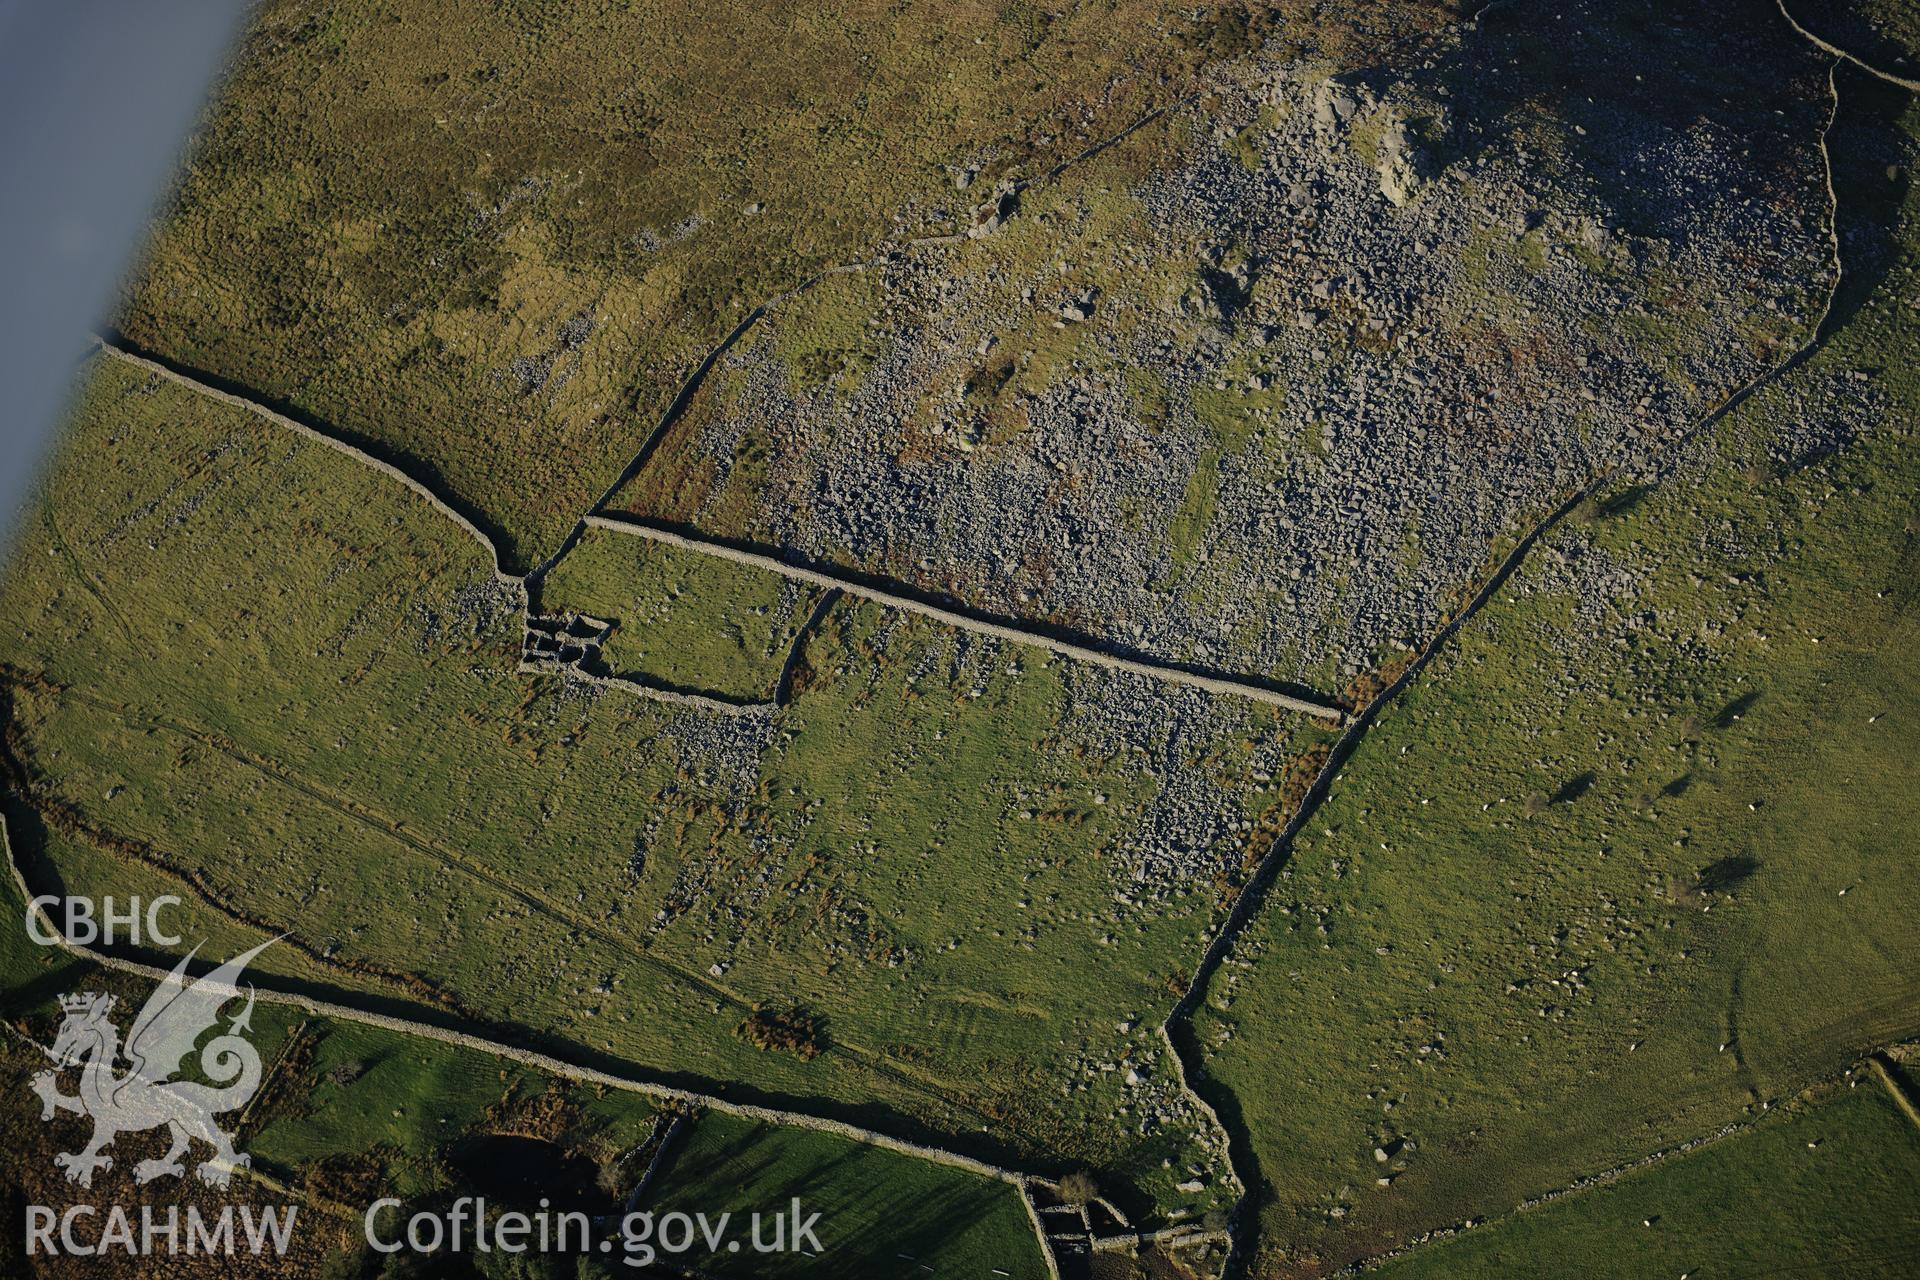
[1777,0,1920,91]
[524,298,779,594]
[1161,26,1863,1277]
[1338,1074,1844,1276]
[585,514,1348,723]
[98,103,1350,728]
[623,1112,689,1215]
[92,339,523,593]
[91,338,780,719]
[1,819,1064,1280]
[520,658,775,716]
[775,588,842,706]
[1868,1054,1920,1132]
[525,95,1197,599]
[1343,1044,1920,1274]
[519,611,777,716]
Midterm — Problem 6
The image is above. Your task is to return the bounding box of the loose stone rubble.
[619,0,1834,705]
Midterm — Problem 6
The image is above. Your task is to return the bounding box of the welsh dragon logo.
[30,940,275,1190]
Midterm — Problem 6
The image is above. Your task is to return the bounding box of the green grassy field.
[636,1111,1046,1279]
[0,352,1318,1222]
[1,859,1053,1278]
[1372,1075,1920,1280]
[1186,71,1920,1276]
[539,525,823,702]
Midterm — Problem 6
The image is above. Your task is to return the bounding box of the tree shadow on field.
[1713,690,1762,730]
[1598,485,1656,519]
[1551,771,1597,805]
[1694,855,1760,895]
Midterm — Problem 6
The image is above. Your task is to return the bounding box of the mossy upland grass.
[1188,65,1920,1276]
[1,355,1314,1223]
